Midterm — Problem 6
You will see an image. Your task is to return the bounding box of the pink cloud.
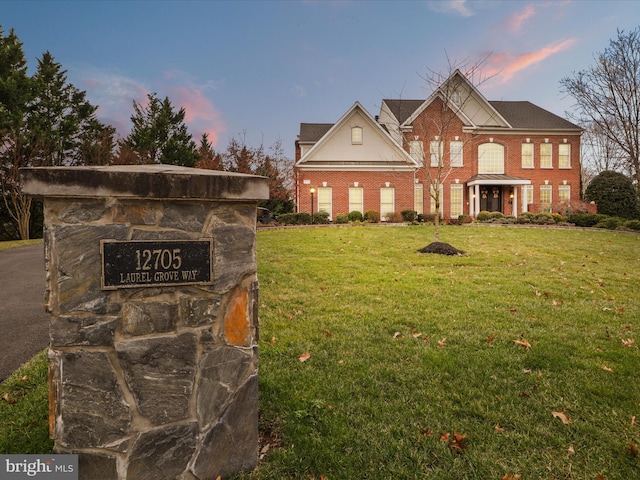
[484,38,577,83]
[504,5,537,33]
[168,85,225,148]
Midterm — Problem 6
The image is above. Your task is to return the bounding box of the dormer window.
[351,126,363,145]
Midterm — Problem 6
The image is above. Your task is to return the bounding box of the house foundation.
[20,165,269,480]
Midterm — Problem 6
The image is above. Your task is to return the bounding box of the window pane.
[559,144,570,168]
[450,141,463,167]
[414,184,424,214]
[351,127,363,144]
[318,187,332,217]
[522,185,533,211]
[521,143,534,168]
[558,185,570,201]
[430,184,444,214]
[410,141,423,162]
[450,184,463,218]
[430,141,443,167]
[380,187,394,219]
[349,187,363,213]
[540,143,552,168]
[540,185,552,204]
[478,143,504,173]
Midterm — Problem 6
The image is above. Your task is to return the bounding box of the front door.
[480,186,502,212]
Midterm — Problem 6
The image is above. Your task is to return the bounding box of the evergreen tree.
[120,93,198,167]
[585,170,640,219]
[0,28,107,239]
[195,133,224,170]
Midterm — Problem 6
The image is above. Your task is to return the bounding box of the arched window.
[478,143,504,174]
[351,126,363,145]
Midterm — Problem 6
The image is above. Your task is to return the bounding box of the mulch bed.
[417,242,465,256]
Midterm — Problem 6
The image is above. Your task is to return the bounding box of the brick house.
[294,70,583,220]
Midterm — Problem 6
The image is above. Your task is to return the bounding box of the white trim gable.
[296,102,420,171]
[402,70,511,130]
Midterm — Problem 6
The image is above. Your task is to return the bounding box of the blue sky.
[3,0,640,159]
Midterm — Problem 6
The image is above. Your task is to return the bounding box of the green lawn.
[243,225,640,479]
[2,227,639,479]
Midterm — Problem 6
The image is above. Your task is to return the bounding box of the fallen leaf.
[522,369,532,374]
[509,308,518,313]
[494,424,505,432]
[603,365,613,372]
[438,337,447,348]
[626,443,639,457]
[552,410,571,424]
[412,332,422,338]
[502,474,521,480]
[622,338,635,347]
[298,352,311,362]
[392,331,401,339]
[513,339,531,350]
[486,333,497,345]
[270,337,276,345]
[422,428,433,437]
[568,444,575,455]
[439,432,450,443]
[449,430,468,452]
[632,415,636,426]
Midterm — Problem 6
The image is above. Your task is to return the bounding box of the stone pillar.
[20,165,269,480]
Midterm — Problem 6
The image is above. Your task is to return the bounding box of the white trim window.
[559,144,571,168]
[540,185,552,205]
[430,183,444,214]
[558,184,570,202]
[349,187,363,214]
[540,143,552,168]
[414,183,424,215]
[430,140,443,167]
[478,143,505,174]
[450,140,463,167]
[522,185,533,212]
[521,143,534,168]
[410,140,424,162]
[351,126,363,145]
[450,184,463,218]
[380,187,395,220]
[317,187,332,218]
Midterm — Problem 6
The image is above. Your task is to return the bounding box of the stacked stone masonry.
[21,165,268,480]
[45,197,259,480]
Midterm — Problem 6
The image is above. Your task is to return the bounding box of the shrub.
[476,211,492,222]
[364,210,380,223]
[568,213,609,227]
[386,212,404,223]
[334,213,349,224]
[401,210,418,222]
[585,170,640,219]
[348,211,364,222]
[595,216,625,230]
[314,211,330,224]
[297,212,312,224]
[277,213,297,225]
[551,213,566,224]
[517,212,535,224]
[623,219,640,231]
[458,215,473,224]
[417,213,438,224]
[534,212,555,225]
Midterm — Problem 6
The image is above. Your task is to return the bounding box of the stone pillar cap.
[20,165,270,201]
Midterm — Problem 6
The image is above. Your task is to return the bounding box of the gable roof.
[296,101,420,170]
[381,99,424,125]
[299,123,333,143]
[489,101,581,131]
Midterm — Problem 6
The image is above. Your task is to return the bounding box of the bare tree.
[397,57,496,242]
[561,28,640,185]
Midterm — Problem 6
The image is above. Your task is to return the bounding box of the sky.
[3,0,640,160]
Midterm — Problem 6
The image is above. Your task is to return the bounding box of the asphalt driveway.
[0,244,49,382]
